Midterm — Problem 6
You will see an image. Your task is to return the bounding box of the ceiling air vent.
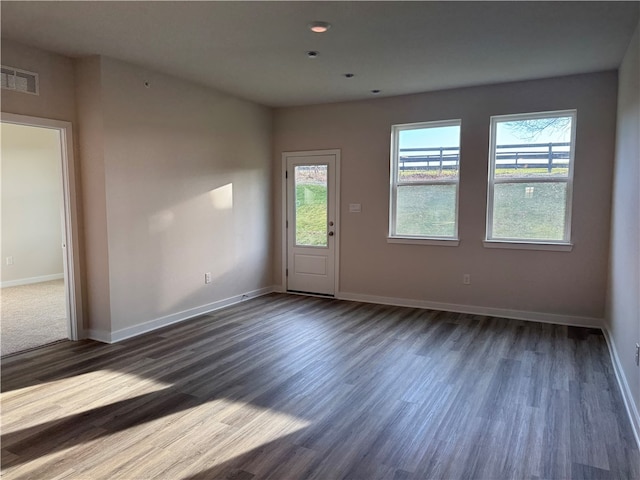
[1,65,39,95]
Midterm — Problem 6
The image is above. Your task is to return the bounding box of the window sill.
[388,237,460,247]
[483,240,573,252]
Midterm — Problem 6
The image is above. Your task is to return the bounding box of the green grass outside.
[295,184,328,246]
[399,170,458,181]
[493,167,568,178]
[295,181,567,243]
[396,185,457,237]
[493,183,566,240]
[398,167,567,181]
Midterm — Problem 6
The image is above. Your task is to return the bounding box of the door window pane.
[492,183,567,240]
[295,165,328,246]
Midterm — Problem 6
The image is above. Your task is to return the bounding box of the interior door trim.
[1,112,83,341]
[281,149,340,296]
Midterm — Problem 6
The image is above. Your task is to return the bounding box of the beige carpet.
[1,279,68,357]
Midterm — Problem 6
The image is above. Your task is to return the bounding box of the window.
[486,110,576,247]
[389,120,461,244]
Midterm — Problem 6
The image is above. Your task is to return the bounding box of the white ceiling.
[1,1,638,107]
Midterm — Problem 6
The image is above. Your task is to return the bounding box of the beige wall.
[1,123,64,284]
[75,57,110,333]
[86,57,273,334]
[608,22,640,421]
[274,72,618,321]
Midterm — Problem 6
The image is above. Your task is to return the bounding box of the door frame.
[1,112,83,341]
[281,149,340,295]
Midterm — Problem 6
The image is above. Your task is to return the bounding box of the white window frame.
[485,109,577,251]
[388,119,461,246]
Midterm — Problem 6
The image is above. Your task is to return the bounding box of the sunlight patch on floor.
[1,393,311,480]
[1,369,173,433]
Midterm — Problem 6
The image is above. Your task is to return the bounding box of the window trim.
[485,109,577,246]
[388,237,460,246]
[482,240,572,252]
[389,119,462,242]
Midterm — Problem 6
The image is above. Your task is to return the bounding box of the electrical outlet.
[463,274,471,285]
[6,256,13,265]
[635,343,639,366]
[204,272,212,284]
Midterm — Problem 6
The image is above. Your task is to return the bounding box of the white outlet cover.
[349,203,361,213]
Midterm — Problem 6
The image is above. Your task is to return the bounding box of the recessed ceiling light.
[371,89,381,94]
[309,21,331,33]
[307,51,319,58]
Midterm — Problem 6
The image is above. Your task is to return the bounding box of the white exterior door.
[285,150,339,296]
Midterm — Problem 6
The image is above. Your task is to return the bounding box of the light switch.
[349,203,362,213]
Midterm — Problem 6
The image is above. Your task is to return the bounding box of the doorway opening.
[1,114,81,356]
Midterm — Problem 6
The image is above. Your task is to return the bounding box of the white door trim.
[1,112,83,341]
[281,149,340,295]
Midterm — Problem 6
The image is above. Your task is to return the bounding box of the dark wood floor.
[1,293,638,479]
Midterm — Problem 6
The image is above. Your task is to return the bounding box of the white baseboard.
[336,291,603,328]
[1,273,64,288]
[86,286,276,344]
[603,328,640,449]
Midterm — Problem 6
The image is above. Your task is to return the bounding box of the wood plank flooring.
[1,293,638,479]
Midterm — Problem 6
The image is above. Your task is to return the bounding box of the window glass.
[390,120,461,240]
[492,183,567,240]
[396,184,457,237]
[494,117,572,178]
[295,165,328,247]
[487,111,576,243]
[397,126,461,182]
